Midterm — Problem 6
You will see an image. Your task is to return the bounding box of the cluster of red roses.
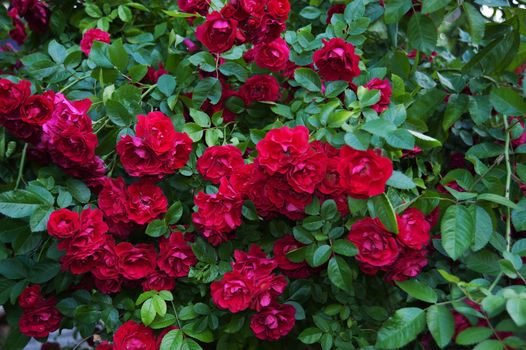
[17,285,61,338]
[0,79,106,186]
[116,112,193,178]
[7,0,50,45]
[211,245,296,341]
[349,208,431,282]
[47,206,196,299]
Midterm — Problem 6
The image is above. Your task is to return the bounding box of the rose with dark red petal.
[95,341,114,350]
[250,304,296,341]
[313,38,361,83]
[192,178,243,245]
[348,217,400,267]
[239,74,281,105]
[144,63,168,84]
[363,78,392,113]
[337,146,393,198]
[384,249,428,282]
[18,285,45,309]
[273,235,314,278]
[80,28,111,56]
[20,91,55,125]
[135,112,177,155]
[126,180,168,225]
[116,135,164,177]
[178,0,210,15]
[264,176,312,220]
[196,12,238,54]
[286,149,328,194]
[158,232,197,278]
[92,237,120,280]
[53,126,98,163]
[113,321,156,350]
[94,277,122,294]
[141,271,176,292]
[8,8,27,45]
[253,14,286,44]
[253,38,290,72]
[197,145,244,184]
[326,4,346,23]
[267,0,291,21]
[24,1,51,33]
[19,300,62,338]
[115,242,157,280]
[231,245,277,279]
[211,271,254,312]
[0,78,31,115]
[397,208,431,250]
[256,126,310,175]
[251,274,288,311]
[240,0,265,16]
[47,208,80,240]
[98,177,130,225]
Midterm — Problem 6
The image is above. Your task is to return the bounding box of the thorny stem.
[141,84,157,99]
[15,143,28,190]
[503,115,512,252]
[170,300,183,329]
[59,74,91,93]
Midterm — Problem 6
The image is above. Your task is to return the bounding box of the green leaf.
[166,201,183,225]
[332,239,358,257]
[464,3,486,44]
[48,40,66,64]
[422,0,450,13]
[442,94,469,131]
[506,298,526,327]
[193,77,221,108]
[470,205,493,251]
[477,193,518,209]
[183,328,214,343]
[298,327,323,344]
[190,109,211,128]
[427,305,455,348]
[28,262,60,283]
[0,190,46,218]
[408,130,442,148]
[395,280,438,303]
[294,68,322,92]
[300,6,321,19]
[384,0,412,24]
[344,130,371,150]
[472,340,504,350]
[108,39,129,71]
[489,87,526,116]
[146,219,169,237]
[385,129,415,150]
[362,119,396,138]
[118,5,133,22]
[66,178,91,203]
[219,62,248,81]
[312,245,332,267]
[141,299,156,326]
[368,194,399,234]
[128,64,148,82]
[441,205,474,260]
[407,14,437,53]
[387,171,416,190]
[160,329,184,350]
[106,100,133,126]
[182,123,202,142]
[376,307,426,349]
[158,75,177,96]
[152,295,167,317]
[327,256,353,291]
[456,327,493,345]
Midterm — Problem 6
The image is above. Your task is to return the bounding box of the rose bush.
[0,0,526,349]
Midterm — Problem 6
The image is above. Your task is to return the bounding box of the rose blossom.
[19,300,62,338]
[157,232,197,278]
[273,235,314,278]
[253,38,290,72]
[178,0,210,15]
[196,12,238,53]
[113,321,156,350]
[384,249,428,282]
[115,242,157,280]
[211,271,254,312]
[239,74,281,105]
[47,208,80,239]
[313,38,361,83]
[251,274,288,311]
[396,208,431,250]
[126,180,168,225]
[267,0,291,21]
[337,146,393,198]
[20,91,55,125]
[18,285,45,309]
[196,145,244,184]
[286,149,328,194]
[363,78,392,113]
[0,78,31,115]
[135,112,177,155]
[250,304,296,341]
[80,28,111,55]
[348,217,400,267]
[141,271,176,292]
[231,245,277,279]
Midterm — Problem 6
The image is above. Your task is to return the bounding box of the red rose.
[178,0,210,15]
[253,14,286,44]
[19,300,62,338]
[8,9,27,45]
[80,28,111,56]
[326,4,346,24]
[20,91,55,125]
[231,245,277,280]
[286,149,328,194]
[135,112,177,155]
[256,126,310,175]
[0,78,31,115]
[253,38,290,72]
[337,146,393,198]
[113,321,156,350]
[53,126,98,163]
[47,208,80,239]
[92,237,120,280]
[397,208,431,250]
[211,271,254,312]
[94,277,122,294]
[98,177,130,225]
[126,180,168,225]
[239,74,280,105]
[240,0,265,16]
[141,271,176,292]
[313,38,361,83]
[116,136,164,177]
[264,176,312,220]
[115,242,157,280]
[197,145,244,184]
[144,63,168,84]
[363,78,392,113]
[251,274,288,311]
[196,12,238,54]
[18,285,45,309]
[11,0,33,15]
[157,232,197,278]
[273,235,314,278]
[267,0,291,21]
[24,1,50,33]
[96,341,114,350]
[385,249,428,282]
[348,217,400,267]
[250,304,296,341]
[192,178,243,245]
